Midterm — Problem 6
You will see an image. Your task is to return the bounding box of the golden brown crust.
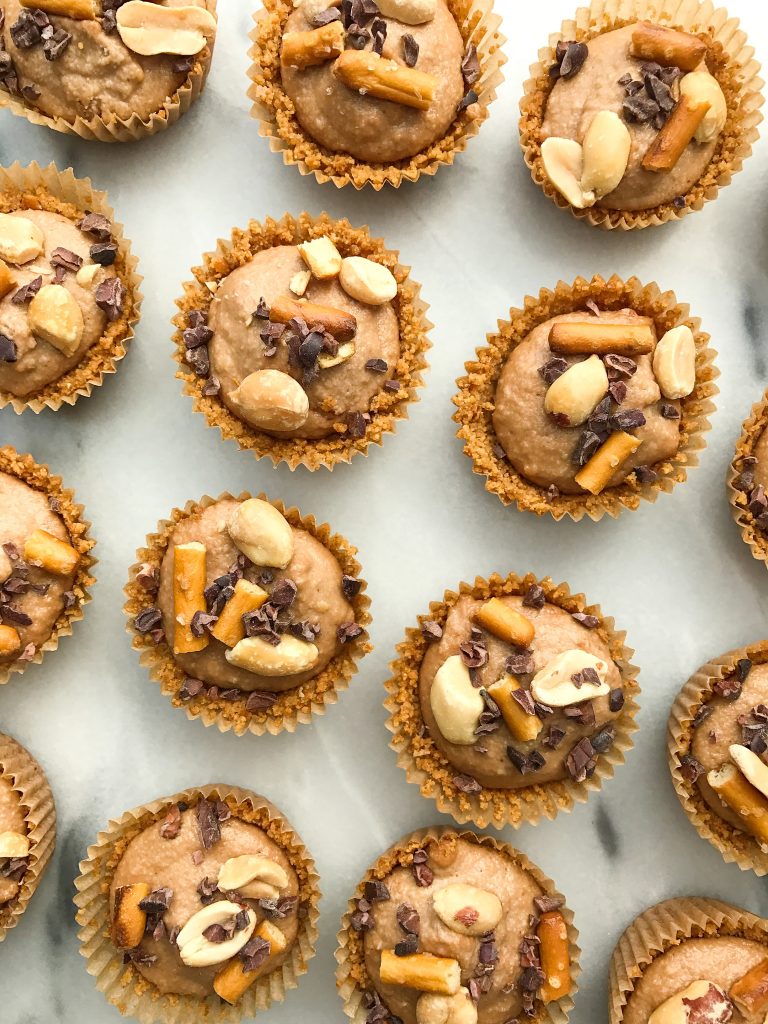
[609,898,768,1023]
[124,491,372,737]
[173,212,431,470]
[0,445,96,685]
[519,7,764,230]
[384,571,640,830]
[0,162,141,412]
[335,826,580,1022]
[0,734,56,943]
[667,640,768,875]
[247,0,505,189]
[0,1,218,142]
[728,389,768,570]
[74,784,319,1021]
[452,274,718,521]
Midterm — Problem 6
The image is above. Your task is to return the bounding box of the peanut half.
[27,284,85,357]
[298,236,342,280]
[0,214,44,266]
[217,854,289,898]
[648,981,731,1024]
[228,498,294,570]
[544,355,609,427]
[116,1,217,57]
[333,50,436,111]
[429,655,484,745]
[0,831,30,858]
[540,138,593,209]
[177,901,256,969]
[530,649,610,707]
[652,325,696,400]
[339,257,398,306]
[226,635,319,676]
[318,340,356,369]
[229,369,310,432]
[376,0,436,25]
[680,71,727,143]
[281,21,345,69]
[580,111,631,200]
[417,989,477,1024]
[432,883,503,937]
[379,950,461,995]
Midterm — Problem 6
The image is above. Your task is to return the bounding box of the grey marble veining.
[1,2,768,1022]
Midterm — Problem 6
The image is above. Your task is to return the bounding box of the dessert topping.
[173,541,208,655]
[580,110,631,200]
[116,1,216,58]
[652,325,696,400]
[488,675,543,742]
[416,989,477,1024]
[729,959,768,1017]
[26,283,84,356]
[430,655,485,745]
[217,854,289,899]
[0,214,44,266]
[23,529,79,575]
[707,762,768,845]
[339,256,398,306]
[0,260,15,300]
[176,901,256,968]
[112,882,151,950]
[432,883,502,937]
[540,138,592,209]
[210,580,268,648]
[531,649,609,707]
[226,634,320,676]
[629,23,708,73]
[298,236,342,280]
[333,50,436,111]
[642,96,711,172]
[289,270,311,297]
[548,319,655,356]
[647,980,733,1024]
[269,293,357,341]
[375,0,436,26]
[228,499,294,570]
[213,919,288,1002]
[729,743,768,801]
[379,949,461,995]
[537,910,572,1003]
[0,625,21,657]
[0,831,29,858]
[574,431,642,495]
[19,0,95,16]
[679,71,727,143]
[544,354,609,427]
[229,368,310,432]
[473,598,535,648]
[281,21,345,68]
[549,40,588,80]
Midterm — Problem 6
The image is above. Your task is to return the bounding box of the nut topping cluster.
[541,23,728,208]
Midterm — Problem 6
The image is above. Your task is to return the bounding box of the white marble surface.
[1,2,768,1021]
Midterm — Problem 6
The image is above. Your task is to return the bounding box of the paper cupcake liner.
[728,389,768,570]
[667,640,768,875]
[0,161,143,413]
[453,274,719,522]
[519,0,764,230]
[247,0,506,190]
[0,734,56,943]
[173,212,431,470]
[0,445,96,686]
[335,825,581,1023]
[74,783,320,1024]
[384,571,640,830]
[609,896,768,1022]
[124,491,372,737]
[0,1,217,142]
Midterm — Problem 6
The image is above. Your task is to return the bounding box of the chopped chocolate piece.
[610,408,646,432]
[95,276,125,321]
[623,92,661,123]
[591,725,615,753]
[692,704,713,729]
[347,411,369,438]
[364,880,390,902]
[395,934,419,956]
[457,89,478,113]
[341,575,362,600]
[139,887,173,914]
[479,935,498,964]
[12,276,42,305]
[421,620,443,641]
[507,746,531,774]
[565,737,597,782]
[538,357,568,384]
[134,607,162,634]
[735,658,753,683]
[712,674,743,700]
[0,333,17,363]
[11,11,45,48]
[453,773,482,794]
[197,876,218,904]
[402,33,419,67]
[124,949,157,967]
[534,894,564,915]
[259,895,296,920]
[572,611,599,629]
[608,379,628,405]
[543,725,566,750]
[370,17,386,54]
[571,667,601,689]
[195,798,221,850]
[337,621,363,644]
[234,909,250,932]
[492,442,507,461]
[270,578,297,608]
[609,688,625,713]
[159,804,182,840]
[396,902,420,935]
[411,851,433,888]
[546,484,560,503]
[460,637,487,669]
[90,242,118,266]
[461,42,480,84]
[240,935,271,973]
[634,465,658,484]
[43,27,71,61]
[572,430,603,466]
[78,212,112,241]
[202,375,221,397]
[287,620,320,643]
[311,7,342,25]
[0,604,31,628]
[527,749,546,772]
[511,687,537,716]
[660,402,680,419]
[190,610,217,638]
[550,40,588,80]
[185,344,210,378]
[51,247,83,274]
[365,358,388,373]
[346,24,368,48]
[522,584,546,610]
[383,379,400,392]
[172,55,194,74]
[679,753,705,784]
[506,649,535,675]
[179,678,205,701]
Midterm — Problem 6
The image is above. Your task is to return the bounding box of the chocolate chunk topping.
[197,876,219,904]
[51,247,82,274]
[78,212,112,241]
[609,688,625,713]
[364,358,388,373]
[195,798,221,850]
[190,610,217,638]
[550,40,588,80]
[713,673,744,700]
[43,27,71,61]
[460,636,488,669]
[457,88,478,113]
[11,11,46,48]
[421,620,443,641]
[159,804,182,839]
[240,935,271,974]
[139,887,173,914]
[506,649,535,675]
[572,430,603,466]
[364,880,390,902]
[0,333,17,363]
[510,687,537,715]
[95,276,125,321]
[90,242,118,266]
[679,753,705,784]
[411,850,433,888]
[259,895,296,919]
[311,7,342,25]
[270,578,297,608]
[543,725,566,750]
[610,408,646,432]
[0,605,32,627]
[591,725,615,753]
[565,737,597,782]
[461,42,480,84]
[179,678,205,701]
[347,411,369,438]
[402,33,419,68]
[660,402,680,419]
[522,584,546,610]
[337,621,363,644]
[571,611,599,629]
[134,607,162,634]
[534,894,564,915]
[453,773,482,794]
[634,465,658,484]
[395,934,419,956]
[370,17,386,54]
[396,902,420,934]
[538,357,568,384]
[341,575,362,600]
[12,276,42,304]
